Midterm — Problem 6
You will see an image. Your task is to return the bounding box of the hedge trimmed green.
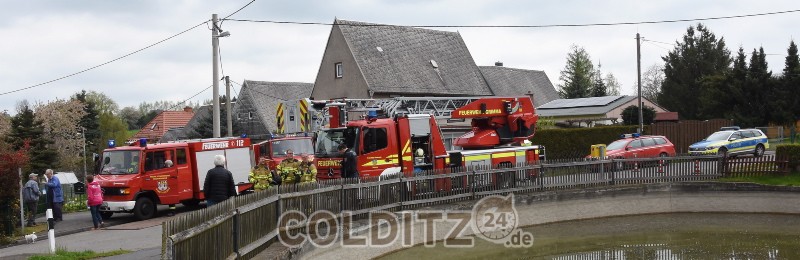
[775,144,800,171]
[531,125,642,159]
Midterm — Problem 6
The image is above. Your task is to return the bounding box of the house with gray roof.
[233,80,314,140]
[537,95,668,126]
[479,63,560,107]
[311,19,494,100]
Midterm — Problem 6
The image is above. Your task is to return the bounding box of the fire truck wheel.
[134,197,156,220]
[100,212,113,220]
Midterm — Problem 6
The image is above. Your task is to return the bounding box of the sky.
[1,0,799,115]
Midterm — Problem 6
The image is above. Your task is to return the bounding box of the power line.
[1,20,209,97]
[642,39,676,46]
[224,8,800,28]
[229,79,288,101]
[167,85,213,111]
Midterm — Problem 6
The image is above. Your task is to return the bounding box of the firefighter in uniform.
[248,158,273,191]
[277,150,301,184]
[298,154,317,183]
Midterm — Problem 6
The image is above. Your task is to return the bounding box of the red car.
[604,134,677,160]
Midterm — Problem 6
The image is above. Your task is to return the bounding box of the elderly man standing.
[23,173,40,226]
[203,155,236,207]
[44,169,64,221]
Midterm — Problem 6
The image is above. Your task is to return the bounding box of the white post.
[46,209,55,253]
[19,168,24,233]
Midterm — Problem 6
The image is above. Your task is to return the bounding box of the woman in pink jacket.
[86,175,104,230]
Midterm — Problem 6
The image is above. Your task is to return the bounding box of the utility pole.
[225,76,233,137]
[212,14,221,138]
[636,33,643,134]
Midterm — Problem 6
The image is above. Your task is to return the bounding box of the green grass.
[28,248,130,260]
[720,172,800,186]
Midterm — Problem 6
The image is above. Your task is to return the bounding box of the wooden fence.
[650,119,733,154]
[161,154,787,259]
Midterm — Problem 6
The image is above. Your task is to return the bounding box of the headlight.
[120,188,131,195]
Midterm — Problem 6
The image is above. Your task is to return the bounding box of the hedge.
[775,144,800,172]
[531,125,642,159]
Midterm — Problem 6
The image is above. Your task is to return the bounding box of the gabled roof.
[336,19,492,96]
[240,80,314,132]
[131,108,194,142]
[478,66,560,107]
[537,96,636,117]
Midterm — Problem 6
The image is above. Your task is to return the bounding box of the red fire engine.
[309,96,543,180]
[251,134,313,170]
[96,137,253,220]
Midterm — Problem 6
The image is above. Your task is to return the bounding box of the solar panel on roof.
[538,96,625,109]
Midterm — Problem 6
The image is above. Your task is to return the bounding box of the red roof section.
[654,112,679,121]
[131,107,194,142]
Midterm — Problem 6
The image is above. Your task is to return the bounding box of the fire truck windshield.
[271,139,313,157]
[100,150,141,175]
[314,127,359,157]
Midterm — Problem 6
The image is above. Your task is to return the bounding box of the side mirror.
[625,147,631,151]
[729,137,737,141]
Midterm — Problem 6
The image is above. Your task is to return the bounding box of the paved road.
[0,204,199,259]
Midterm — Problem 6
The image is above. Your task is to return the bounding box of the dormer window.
[248,112,253,119]
[335,62,343,78]
[150,123,158,130]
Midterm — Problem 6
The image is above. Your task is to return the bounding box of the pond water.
[378,213,800,259]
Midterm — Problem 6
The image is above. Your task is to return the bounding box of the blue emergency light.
[139,138,147,147]
[367,110,378,119]
[107,139,116,148]
[620,133,641,138]
[241,133,247,138]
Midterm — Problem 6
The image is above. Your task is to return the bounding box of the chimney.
[495,61,503,67]
[183,106,193,113]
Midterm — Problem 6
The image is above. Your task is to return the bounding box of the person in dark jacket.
[203,155,236,207]
[338,144,358,178]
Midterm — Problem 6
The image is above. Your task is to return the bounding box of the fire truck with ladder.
[248,99,315,170]
[280,96,544,182]
[96,137,253,220]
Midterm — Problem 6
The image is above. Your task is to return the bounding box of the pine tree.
[591,64,607,97]
[778,41,800,125]
[558,45,595,99]
[659,24,731,120]
[72,91,101,155]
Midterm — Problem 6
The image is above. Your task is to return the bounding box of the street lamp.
[80,128,87,181]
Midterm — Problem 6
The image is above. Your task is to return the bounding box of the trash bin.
[590,144,607,159]
[73,182,86,195]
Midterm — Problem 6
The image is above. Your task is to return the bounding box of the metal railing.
[162,154,788,259]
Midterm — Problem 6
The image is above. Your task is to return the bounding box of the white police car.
[688,127,769,157]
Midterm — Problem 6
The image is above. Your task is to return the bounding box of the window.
[730,132,742,140]
[362,127,388,153]
[741,131,755,138]
[248,112,253,119]
[641,138,656,147]
[629,140,643,148]
[335,63,343,78]
[654,138,667,145]
[176,149,187,165]
[144,150,168,171]
[752,130,763,137]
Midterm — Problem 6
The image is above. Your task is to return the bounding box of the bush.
[530,125,642,159]
[776,144,800,172]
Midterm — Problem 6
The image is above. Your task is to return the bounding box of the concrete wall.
[300,182,800,259]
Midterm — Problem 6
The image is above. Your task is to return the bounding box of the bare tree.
[604,72,621,96]
[641,64,665,101]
